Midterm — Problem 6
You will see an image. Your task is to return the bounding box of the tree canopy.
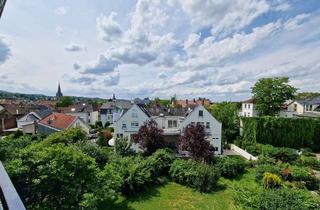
[252,77,297,116]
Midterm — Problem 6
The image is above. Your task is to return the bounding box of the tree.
[178,124,212,162]
[296,92,320,100]
[115,137,134,156]
[133,119,165,155]
[96,130,112,147]
[252,77,297,116]
[56,96,73,107]
[210,102,240,143]
[95,120,103,129]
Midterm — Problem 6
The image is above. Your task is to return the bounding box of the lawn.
[100,169,258,210]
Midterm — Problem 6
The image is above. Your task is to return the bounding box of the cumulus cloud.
[65,44,86,52]
[157,72,168,79]
[55,7,67,16]
[82,55,121,75]
[70,77,97,85]
[97,12,122,42]
[0,36,11,64]
[103,72,120,86]
[73,62,81,70]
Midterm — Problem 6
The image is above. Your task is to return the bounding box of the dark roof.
[138,104,191,117]
[0,104,49,116]
[242,98,256,103]
[57,103,93,113]
[35,109,53,119]
[101,99,132,110]
[296,97,320,105]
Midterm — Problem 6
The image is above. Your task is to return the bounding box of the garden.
[1,120,320,209]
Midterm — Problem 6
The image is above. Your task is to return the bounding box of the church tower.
[56,82,63,101]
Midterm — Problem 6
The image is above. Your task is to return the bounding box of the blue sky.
[0,0,320,101]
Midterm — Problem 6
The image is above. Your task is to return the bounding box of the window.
[131,121,139,127]
[122,124,127,130]
[198,110,203,117]
[294,104,297,112]
[116,133,123,138]
[248,104,251,109]
[244,104,247,108]
[214,147,219,151]
[132,112,138,118]
[191,122,195,126]
[206,122,210,129]
[168,120,177,128]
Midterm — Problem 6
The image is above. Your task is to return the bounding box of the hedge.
[241,117,320,150]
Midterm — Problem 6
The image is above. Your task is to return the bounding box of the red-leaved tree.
[134,119,165,155]
[178,124,212,162]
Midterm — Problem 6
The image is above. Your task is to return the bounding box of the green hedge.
[241,117,320,149]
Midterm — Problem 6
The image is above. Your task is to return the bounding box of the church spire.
[56,82,63,100]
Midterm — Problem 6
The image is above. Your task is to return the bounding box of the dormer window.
[199,110,203,117]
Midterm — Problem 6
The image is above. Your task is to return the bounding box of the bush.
[43,128,87,145]
[216,156,247,178]
[115,137,134,156]
[145,149,175,178]
[104,156,152,195]
[269,147,299,163]
[77,142,111,168]
[169,159,220,192]
[96,130,113,147]
[234,187,320,210]
[291,166,320,191]
[256,164,280,181]
[298,156,320,170]
[263,172,282,189]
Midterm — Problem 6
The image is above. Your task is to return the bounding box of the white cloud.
[97,12,122,42]
[54,7,67,16]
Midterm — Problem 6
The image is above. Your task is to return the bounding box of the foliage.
[0,134,36,161]
[43,127,87,145]
[296,92,320,100]
[241,117,320,150]
[263,172,282,189]
[115,137,134,156]
[104,121,111,128]
[256,164,281,181]
[105,156,152,195]
[169,159,220,192]
[56,96,73,107]
[251,77,297,116]
[209,102,240,143]
[5,144,100,209]
[234,187,320,210]
[96,130,113,147]
[178,124,212,162]
[216,156,247,178]
[95,120,103,129]
[77,142,111,168]
[290,166,319,191]
[298,156,320,170]
[145,149,176,177]
[134,119,166,155]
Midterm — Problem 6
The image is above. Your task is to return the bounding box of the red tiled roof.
[39,113,77,130]
[242,98,256,103]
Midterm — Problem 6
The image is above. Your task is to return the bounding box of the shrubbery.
[216,156,247,178]
[43,128,87,145]
[263,172,282,189]
[234,187,320,210]
[114,137,134,156]
[169,159,220,192]
[256,164,280,181]
[298,156,320,170]
[77,142,111,168]
[145,149,175,177]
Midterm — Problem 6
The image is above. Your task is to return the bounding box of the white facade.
[281,100,320,118]
[113,104,222,154]
[65,111,99,125]
[240,102,257,117]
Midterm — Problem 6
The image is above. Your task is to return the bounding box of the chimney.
[186,99,188,105]
[193,98,196,103]
[202,99,204,105]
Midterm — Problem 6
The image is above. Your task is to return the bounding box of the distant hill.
[0,90,107,103]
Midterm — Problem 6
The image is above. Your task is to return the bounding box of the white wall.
[70,118,90,134]
[113,104,150,140]
[89,111,99,124]
[241,103,256,117]
[180,106,222,154]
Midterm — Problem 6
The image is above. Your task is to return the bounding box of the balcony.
[0,161,25,210]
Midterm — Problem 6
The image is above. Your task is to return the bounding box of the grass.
[99,169,258,210]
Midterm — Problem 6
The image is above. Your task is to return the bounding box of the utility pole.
[0,0,7,18]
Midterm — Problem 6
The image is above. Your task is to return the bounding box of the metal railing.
[0,162,25,210]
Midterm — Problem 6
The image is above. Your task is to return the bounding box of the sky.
[0,0,320,101]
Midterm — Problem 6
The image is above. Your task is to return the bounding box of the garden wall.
[241,117,320,150]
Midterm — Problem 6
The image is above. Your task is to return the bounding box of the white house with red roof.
[38,113,90,135]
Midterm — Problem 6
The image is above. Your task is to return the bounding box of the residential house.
[113,104,222,154]
[57,103,99,125]
[174,98,212,108]
[281,97,320,118]
[16,109,53,134]
[240,98,257,117]
[100,95,133,125]
[38,113,90,135]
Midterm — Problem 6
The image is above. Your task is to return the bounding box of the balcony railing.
[0,161,25,210]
